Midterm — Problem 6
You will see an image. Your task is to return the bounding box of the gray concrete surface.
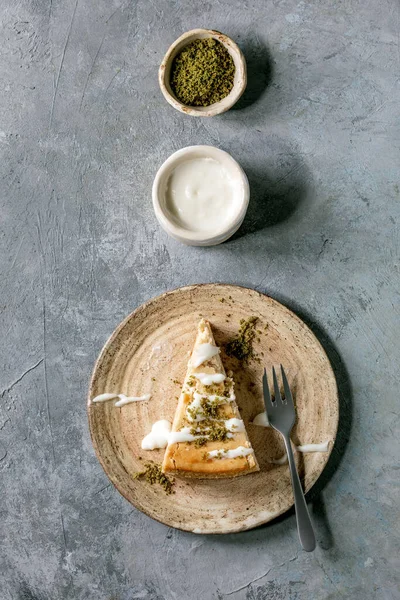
[1,0,399,598]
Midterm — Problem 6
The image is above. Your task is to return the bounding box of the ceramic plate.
[88,284,338,534]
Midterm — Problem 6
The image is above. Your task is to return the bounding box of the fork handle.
[283,435,316,552]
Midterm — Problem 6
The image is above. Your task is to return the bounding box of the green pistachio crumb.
[190,421,230,444]
[200,398,220,419]
[225,316,259,363]
[133,462,175,494]
[170,38,235,107]
[193,437,208,448]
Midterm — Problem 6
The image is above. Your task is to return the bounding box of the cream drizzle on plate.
[269,441,330,464]
[141,420,171,450]
[297,442,330,453]
[252,411,269,427]
[269,454,289,466]
[252,412,330,463]
[92,393,151,406]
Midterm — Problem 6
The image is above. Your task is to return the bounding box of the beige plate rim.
[87,283,339,534]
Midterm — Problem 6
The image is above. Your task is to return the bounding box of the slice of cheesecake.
[162,319,259,478]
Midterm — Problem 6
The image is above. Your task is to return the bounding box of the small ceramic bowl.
[152,145,250,246]
[159,29,247,117]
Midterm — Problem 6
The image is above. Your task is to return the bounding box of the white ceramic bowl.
[152,145,250,246]
[159,29,247,117]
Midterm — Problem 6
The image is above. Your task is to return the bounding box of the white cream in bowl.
[165,157,239,232]
[152,146,249,246]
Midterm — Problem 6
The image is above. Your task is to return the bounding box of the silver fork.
[263,365,316,552]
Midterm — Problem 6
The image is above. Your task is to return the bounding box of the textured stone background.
[1,0,399,598]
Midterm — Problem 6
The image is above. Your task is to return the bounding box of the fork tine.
[272,366,282,404]
[263,368,273,413]
[281,365,293,408]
